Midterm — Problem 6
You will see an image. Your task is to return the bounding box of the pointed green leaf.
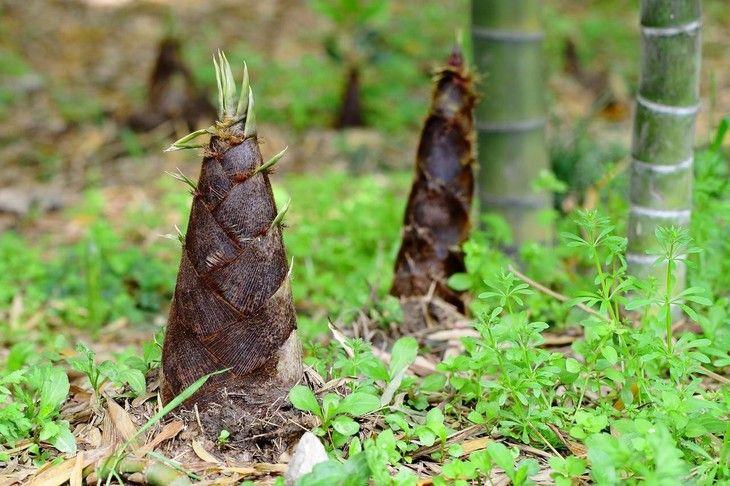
[220,51,237,118]
[164,128,211,152]
[288,385,322,416]
[243,86,256,137]
[269,198,291,232]
[255,146,287,175]
[236,62,250,118]
[50,424,77,455]
[337,392,380,417]
[213,54,224,118]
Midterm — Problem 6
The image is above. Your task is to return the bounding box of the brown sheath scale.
[161,52,301,407]
[390,48,476,313]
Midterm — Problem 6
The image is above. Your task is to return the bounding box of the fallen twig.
[508,265,607,321]
[698,366,730,385]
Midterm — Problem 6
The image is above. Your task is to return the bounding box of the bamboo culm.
[627,0,701,285]
[471,0,551,248]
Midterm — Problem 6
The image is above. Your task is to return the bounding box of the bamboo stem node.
[475,118,546,133]
[629,205,692,220]
[471,27,544,42]
[642,20,701,36]
[480,194,550,209]
[632,156,693,173]
[636,95,699,116]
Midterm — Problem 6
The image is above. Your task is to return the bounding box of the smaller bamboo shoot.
[391,47,476,315]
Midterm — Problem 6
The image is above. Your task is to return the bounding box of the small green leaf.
[349,437,362,456]
[359,358,389,382]
[120,369,147,397]
[417,428,436,447]
[389,337,418,379]
[565,456,586,476]
[255,146,288,175]
[421,373,446,392]
[298,452,370,486]
[288,385,322,417]
[486,442,515,473]
[447,443,464,457]
[39,366,70,411]
[565,358,581,374]
[49,425,77,455]
[601,346,618,365]
[332,415,360,436]
[321,393,341,421]
[337,393,380,417]
[39,421,60,442]
[447,273,472,291]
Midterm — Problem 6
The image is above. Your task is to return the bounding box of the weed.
[68,343,148,398]
[0,363,75,456]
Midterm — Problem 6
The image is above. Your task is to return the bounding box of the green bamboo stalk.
[471,0,551,248]
[627,0,701,284]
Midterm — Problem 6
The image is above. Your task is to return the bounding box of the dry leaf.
[253,463,287,474]
[106,398,139,446]
[70,452,83,486]
[328,321,354,358]
[460,436,491,455]
[136,420,185,456]
[372,348,436,376]
[209,475,242,484]
[566,440,588,458]
[85,427,103,448]
[192,440,220,464]
[28,446,112,486]
[131,392,157,408]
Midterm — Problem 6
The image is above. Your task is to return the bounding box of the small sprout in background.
[217,429,230,447]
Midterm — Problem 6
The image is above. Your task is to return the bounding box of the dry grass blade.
[698,366,730,384]
[328,320,354,358]
[459,436,492,455]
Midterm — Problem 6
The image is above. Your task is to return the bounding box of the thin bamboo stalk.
[471,0,551,248]
[627,0,701,284]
